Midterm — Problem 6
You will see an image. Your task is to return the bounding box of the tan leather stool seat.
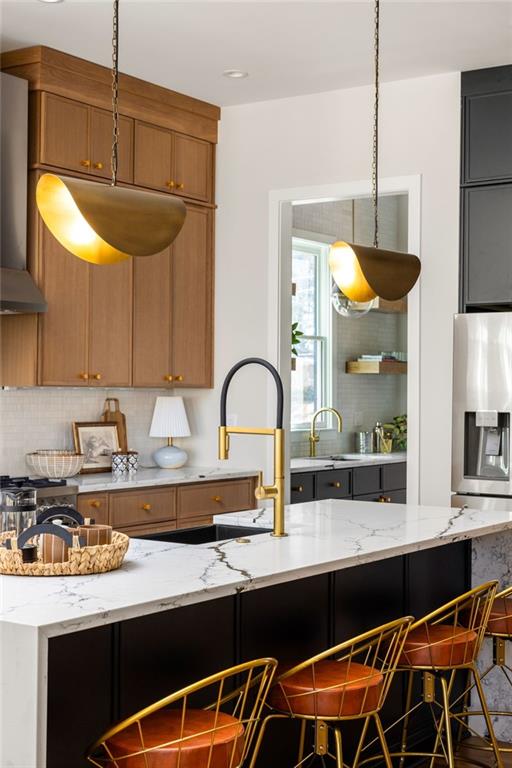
[268,660,384,718]
[105,708,244,768]
[398,624,477,668]
[487,597,512,637]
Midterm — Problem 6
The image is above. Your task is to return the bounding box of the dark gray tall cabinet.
[460,66,512,311]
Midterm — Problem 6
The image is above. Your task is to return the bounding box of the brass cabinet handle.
[93,161,104,170]
[174,375,184,382]
[330,481,342,489]
[92,373,102,381]
[89,500,101,508]
[79,372,89,380]
[212,496,222,503]
[165,180,176,189]
[80,159,91,167]
[292,485,304,493]
[164,374,174,382]
[175,182,185,190]
[142,503,152,511]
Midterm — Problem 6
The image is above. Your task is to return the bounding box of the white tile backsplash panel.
[0,388,173,476]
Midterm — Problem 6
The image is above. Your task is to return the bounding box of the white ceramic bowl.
[26,450,85,478]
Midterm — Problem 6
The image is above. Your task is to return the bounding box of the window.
[291,236,332,430]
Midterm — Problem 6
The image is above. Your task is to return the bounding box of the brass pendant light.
[329,0,420,302]
[36,0,186,265]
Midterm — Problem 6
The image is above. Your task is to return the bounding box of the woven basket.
[0,530,129,576]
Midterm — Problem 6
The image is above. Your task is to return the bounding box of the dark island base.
[48,541,470,767]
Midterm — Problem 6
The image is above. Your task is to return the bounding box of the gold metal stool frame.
[359,582,503,768]
[248,616,413,768]
[86,657,277,768]
[455,584,512,757]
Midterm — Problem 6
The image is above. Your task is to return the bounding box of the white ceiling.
[1,1,511,107]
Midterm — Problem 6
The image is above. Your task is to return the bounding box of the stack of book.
[357,352,407,363]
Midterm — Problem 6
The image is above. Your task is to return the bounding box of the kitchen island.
[1,499,512,767]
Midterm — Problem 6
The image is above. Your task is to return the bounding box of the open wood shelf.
[346,360,407,375]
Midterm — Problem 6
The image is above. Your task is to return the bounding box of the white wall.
[215,72,460,505]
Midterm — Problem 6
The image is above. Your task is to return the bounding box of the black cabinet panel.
[407,541,469,619]
[47,625,113,768]
[382,462,407,491]
[464,184,512,306]
[290,471,314,504]
[465,92,512,183]
[316,469,351,499]
[353,465,381,495]
[354,488,406,504]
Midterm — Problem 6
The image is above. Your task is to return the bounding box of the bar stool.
[248,616,413,768]
[86,657,277,767]
[394,581,503,768]
[456,584,512,755]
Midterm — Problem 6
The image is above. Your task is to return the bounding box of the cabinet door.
[316,469,351,500]
[39,227,89,385]
[133,248,172,387]
[290,472,315,504]
[173,134,213,202]
[464,92,512,183]
[89,259,133,386]
[171,206,213,387]
[40,93,90,173]
[133,122,172,192]
[89,108,134,183]
[464,184,512,306]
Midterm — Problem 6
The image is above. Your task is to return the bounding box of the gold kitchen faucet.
[309,407,343,458]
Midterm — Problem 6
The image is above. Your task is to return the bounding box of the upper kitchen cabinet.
[34,92,134,183]
[133,205,213,388]
[134,122,213,203]
[462,66,512,185]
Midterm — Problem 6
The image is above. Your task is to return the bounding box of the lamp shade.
[329,241,421,302]
[36,173,187,265]
[150,397,191,439]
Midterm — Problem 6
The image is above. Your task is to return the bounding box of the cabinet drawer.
[110,487,176,528]
[290,473,315,504]
[316,469,351,500]
[382,463,407,491]
[352,466,381,496]
[77,493,109,524]
[123,520,177,537]
[177,479,255,524]
[178,515,213,529]
[354,489,406,504]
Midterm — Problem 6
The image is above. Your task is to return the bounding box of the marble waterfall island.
[1,499,512,767]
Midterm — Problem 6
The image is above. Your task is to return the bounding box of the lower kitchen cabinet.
[290,461,407,505]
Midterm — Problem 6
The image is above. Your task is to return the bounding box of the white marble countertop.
[2,498,511,637]
[67,466,259,493]
[290,452,406,472]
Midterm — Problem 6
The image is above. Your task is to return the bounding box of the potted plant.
[382,414,407,452]
[291,322,304,371]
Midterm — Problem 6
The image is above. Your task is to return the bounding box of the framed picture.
[73,422,120,474]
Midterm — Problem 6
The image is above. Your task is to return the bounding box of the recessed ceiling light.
[223,70,248,80]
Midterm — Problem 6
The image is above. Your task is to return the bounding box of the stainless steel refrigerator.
[452,312,512,510]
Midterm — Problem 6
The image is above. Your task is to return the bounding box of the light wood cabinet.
[37,93,134,182]
[110,487,176,529]
[37,204,133,387]
[177,480,255,527]
[134,121,212,203]
[77,493,109,524]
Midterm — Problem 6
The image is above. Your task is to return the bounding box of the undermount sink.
[134,524,272,545]
[305,454,363,462]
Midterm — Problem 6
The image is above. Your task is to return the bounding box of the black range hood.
[1,72,47,314]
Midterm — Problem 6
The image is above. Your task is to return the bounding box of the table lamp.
[149,396,191,468]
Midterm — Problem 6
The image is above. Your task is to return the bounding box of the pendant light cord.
[111,0,120,187]
[372,0,380,248]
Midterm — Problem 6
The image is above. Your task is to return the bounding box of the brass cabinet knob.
[212,496,222,503]
[93,161,104,170]
[176,182,185,190]
[165,180,176,189]
[79,372,89,380]
[89,500,101,508]
[292,485,304,493]
[142,503,152,511]
[378,496,391,503]
[164,374,174,382]
[80,159,91,168]
[92,373,102,381]
[330,481,342,489]
[174,375,184,382]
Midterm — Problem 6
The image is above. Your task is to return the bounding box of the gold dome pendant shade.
[328,241,421,302]
[36,174,187,266]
